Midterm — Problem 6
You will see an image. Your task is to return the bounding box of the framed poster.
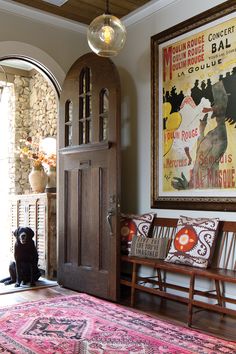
[151,0,236,211]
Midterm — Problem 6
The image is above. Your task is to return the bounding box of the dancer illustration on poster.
[171,80,229,189]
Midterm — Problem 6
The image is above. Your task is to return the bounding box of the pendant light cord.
[105,0,110,14]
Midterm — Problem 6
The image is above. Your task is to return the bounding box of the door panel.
[58,53,120,301]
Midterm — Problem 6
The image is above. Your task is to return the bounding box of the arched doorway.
[0,49,63,281]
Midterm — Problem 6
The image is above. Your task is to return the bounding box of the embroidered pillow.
[165,215,219,268]
[130,235,169,259]
[120,213,155,255]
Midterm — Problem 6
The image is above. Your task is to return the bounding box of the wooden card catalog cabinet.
[9,193,57,279]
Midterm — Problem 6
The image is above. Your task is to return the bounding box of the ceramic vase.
[46,166,56,192]
[29,165,48,193]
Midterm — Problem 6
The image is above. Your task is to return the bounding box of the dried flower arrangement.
[17,137,56,169]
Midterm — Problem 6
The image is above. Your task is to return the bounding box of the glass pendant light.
[87,0,126,57]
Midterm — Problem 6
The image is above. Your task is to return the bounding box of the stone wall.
[29,72,57,141]
[12,76,31,195]
[8,71,57,195]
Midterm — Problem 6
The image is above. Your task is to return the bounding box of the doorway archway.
[0,41,65,91]
[0,43,63,280]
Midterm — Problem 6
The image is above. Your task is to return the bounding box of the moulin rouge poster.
[159,12,236,197]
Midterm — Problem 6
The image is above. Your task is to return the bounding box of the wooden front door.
[57,53,121,301]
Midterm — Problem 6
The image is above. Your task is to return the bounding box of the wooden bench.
[120,217,236,327]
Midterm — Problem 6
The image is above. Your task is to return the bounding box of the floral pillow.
[120,213,155,255]
[165,215,219,268]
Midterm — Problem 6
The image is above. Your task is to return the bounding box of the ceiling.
[10,0,153,26]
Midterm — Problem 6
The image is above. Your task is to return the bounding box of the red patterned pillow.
[120,213,155,255]
[165,215,219,268]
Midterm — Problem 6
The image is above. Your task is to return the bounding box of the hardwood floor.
[0,285,235,342]
[0,285,76,306]
[120,289,236,342]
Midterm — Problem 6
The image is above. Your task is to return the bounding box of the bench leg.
[215,279,226,319]
[157,269,163,291]
[215,279,224,307]
[188,274,195,327]
[131,263,137,307]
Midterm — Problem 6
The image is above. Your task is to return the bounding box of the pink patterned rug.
[0,293,235,353]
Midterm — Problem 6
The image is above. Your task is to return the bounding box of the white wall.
[0,9,89,86]
[114,0,236,222]
[115,0,236,305]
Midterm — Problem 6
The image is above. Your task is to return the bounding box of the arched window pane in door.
[99,88,109,141]
[79,67,92,144]
[65,100,73,146]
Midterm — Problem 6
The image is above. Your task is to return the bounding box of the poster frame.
[151,0,236,211]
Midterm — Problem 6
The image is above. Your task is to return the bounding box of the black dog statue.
[2,227,41,287]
